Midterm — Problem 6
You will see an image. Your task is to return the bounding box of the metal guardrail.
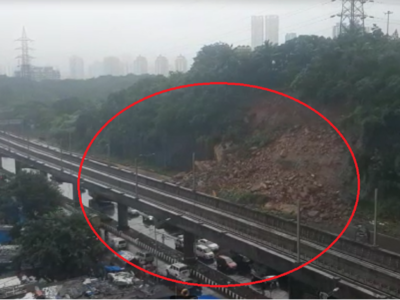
[1,131,398,274]
[0,140,397,298]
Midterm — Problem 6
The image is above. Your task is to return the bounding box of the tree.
[4,171,62,220]
[13,211,106,280]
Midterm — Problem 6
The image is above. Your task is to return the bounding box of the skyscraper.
[265,15,279,45]
[251,16,264,49]
[133,55,148,75]
[332,23,341,38]
[69,55,84,79]
[175,55,188,73]
[155,55,169,76]
[285,33,297,43]
[103,56,123,76]
[88,61,103,78]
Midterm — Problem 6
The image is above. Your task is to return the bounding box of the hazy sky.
[1,0,400,76]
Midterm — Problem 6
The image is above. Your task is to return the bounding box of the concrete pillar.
[117,203,129,231]
[183,231,196,265]
[72,182,82,207]
[288,277,305,299]
[15,160,23,174]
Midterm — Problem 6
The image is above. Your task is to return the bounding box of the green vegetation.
[0,171,62,221]
[0,172,105,280]
[2,26,400,218]
[13,211,104,280]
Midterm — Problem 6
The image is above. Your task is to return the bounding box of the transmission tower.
[15,27,34,79]
[332,0,373,34]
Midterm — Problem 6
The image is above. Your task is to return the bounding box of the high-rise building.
[175,55,188,73]
[88,61,103,78]
[265,15,279,45]
[133,55,148,75]
[69,55,84,79]
[155,55,169,76]
[251,16,264,49]
[103,56,123,76]
[285,33,297,43]
[333,23,341,38]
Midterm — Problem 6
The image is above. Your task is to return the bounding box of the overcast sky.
[1,0,399,76]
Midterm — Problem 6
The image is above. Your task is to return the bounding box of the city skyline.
[69,55,84,79]
[1,0,398,75]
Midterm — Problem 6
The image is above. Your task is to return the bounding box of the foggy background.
[1,0,399,78]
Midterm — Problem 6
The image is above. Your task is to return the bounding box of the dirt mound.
[174,96,354,226]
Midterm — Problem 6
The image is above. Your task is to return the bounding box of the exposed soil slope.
[174,96,354,227]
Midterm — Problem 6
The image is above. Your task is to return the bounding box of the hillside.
[173,96,355,227]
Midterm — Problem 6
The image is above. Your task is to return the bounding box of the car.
[142,214,154,225]
[230,252,252,275]
[251,273,279,290]
[107,271,135,286]
[135,251,154,264]
[128,207,139,217]
[216,255,237,273]
[197,239,219,252]
[166,263,191,278]
[194,244,214,261]
[109,237,127,250]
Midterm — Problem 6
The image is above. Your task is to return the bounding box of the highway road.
[100,229,225,299]
[0,157,288,299]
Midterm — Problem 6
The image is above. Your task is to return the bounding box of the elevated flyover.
[0,132,398,299]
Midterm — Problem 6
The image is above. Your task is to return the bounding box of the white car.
[107,272,135,286]
[195,244,215,260]
[109,237,127,250]
[128,208,139,217]
[198,239,219,252]
[166,262,191,278]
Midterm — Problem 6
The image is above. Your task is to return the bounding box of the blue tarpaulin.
[104,265,123,272]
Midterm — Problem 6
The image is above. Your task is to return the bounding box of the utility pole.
[297,197,301,262]
[106,141,111,166]
[384,11,393,35]
[192,152,196,191]
[135,157,139,199]
[68,131,72,153]
[373,188,378,246]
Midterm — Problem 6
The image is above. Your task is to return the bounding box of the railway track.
[1,131,399,274]
[0,138,398,298]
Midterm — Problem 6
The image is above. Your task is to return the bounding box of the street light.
[154,217,172,269]
[135,153,155,199]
